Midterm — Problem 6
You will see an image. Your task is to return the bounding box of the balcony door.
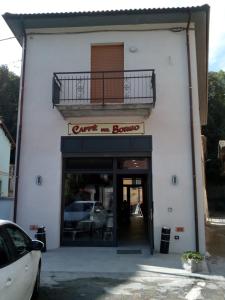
[91,44,124,104]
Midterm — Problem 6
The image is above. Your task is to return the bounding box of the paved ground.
[205,219,225,277]
[38,274,225,300]
[40,247,209,276]
[206,221,225,258]
[36,221,225,300]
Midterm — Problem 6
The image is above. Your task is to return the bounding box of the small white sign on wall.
[68,123,144,136]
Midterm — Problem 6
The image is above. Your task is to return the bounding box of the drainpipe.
[186,11,199,252]
[13,22,27,222]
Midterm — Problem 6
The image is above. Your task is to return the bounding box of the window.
[6,226,31,258]
[117,158,149,170]
[0,233,11,268]
[123,178,142,185]
[63,173,114,243]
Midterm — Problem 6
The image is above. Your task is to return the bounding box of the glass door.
[117,176,149,246]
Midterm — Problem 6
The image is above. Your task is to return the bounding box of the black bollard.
[160,227,171,254]
[35,226,47,252]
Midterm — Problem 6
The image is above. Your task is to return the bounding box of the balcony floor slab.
[55,103,153,118]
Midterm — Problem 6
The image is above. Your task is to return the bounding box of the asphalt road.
[38,275,225,300]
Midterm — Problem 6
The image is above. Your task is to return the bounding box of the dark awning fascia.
[61,136,152,156]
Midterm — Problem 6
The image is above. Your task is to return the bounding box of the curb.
[41,270,225,283]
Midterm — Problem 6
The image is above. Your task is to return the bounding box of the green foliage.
[203,71,225,185]
[203,71,225,159]
[0,65,20,141]
[181,251,204,263]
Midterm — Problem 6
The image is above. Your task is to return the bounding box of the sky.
[0,0,225,75]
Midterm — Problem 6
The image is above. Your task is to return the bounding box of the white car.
[0,220,43,300]
[64,201,106,223]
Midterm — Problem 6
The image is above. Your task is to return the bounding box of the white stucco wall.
[0,128,11,197]
[0,198,14,220]
[16,27,206,253]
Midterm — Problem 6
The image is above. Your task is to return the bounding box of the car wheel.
[32,263,41,299]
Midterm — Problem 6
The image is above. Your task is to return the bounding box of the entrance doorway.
[91,44,124,104]
[60,153,153,252]
[117,176,148,246]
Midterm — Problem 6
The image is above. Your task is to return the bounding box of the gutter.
[186,10,199,251]
[13,20,27,222]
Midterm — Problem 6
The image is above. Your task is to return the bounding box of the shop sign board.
[68,123,144,135]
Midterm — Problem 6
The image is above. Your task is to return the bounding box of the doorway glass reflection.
[118,176,147,246]
[63,174,114,243]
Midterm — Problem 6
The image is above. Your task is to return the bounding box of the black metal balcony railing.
[52,69,156,106]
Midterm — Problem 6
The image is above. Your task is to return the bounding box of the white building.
[0,120,15,197]
[0,119,15,220]
[3,5,209,254]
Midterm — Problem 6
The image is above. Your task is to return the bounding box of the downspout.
[186,11,199,251]
[13,21,27,222]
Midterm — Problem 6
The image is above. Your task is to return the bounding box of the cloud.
[207,1,225,70]
[209,40,225,71]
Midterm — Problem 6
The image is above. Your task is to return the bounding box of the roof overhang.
[0,120,15,147]
[3,5,210,125]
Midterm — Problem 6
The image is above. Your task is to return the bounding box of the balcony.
[52,69,156,118]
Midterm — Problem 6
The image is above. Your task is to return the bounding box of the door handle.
[6,278,12,287]
[25,265,29,271]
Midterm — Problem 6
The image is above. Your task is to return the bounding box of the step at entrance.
[117,249,142,254]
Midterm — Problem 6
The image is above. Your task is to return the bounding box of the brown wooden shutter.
[91,44,124,104]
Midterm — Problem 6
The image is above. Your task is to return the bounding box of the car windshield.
[65,202,94,212]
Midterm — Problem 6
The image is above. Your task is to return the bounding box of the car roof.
[0,219,27,232]
[0,219,15,226]
[0,219,32,238]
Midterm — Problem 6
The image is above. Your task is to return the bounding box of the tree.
[0,65,20,141]
[203,71,225,159]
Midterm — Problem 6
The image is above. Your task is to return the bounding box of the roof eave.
[0,122,16,148]
[2,5,210,45]
[2,5,209,125]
